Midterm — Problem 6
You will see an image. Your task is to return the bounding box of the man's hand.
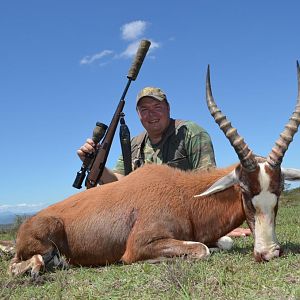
[77,138,97,162]
[77,138,124,184]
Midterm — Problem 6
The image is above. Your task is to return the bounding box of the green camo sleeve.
[184,122,216,170]
[112,154,125,175]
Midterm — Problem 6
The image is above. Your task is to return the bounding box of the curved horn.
[267,61,300,169]
[206,65,258,171]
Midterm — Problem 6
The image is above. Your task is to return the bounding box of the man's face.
[137,97,170,138]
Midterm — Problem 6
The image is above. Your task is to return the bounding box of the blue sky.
[1,1,300,213]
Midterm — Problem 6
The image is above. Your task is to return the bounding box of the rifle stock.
[80,39,151,189]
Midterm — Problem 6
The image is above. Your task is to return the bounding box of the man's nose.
[148,110,155,117]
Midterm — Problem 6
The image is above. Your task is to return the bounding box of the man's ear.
[165,100,170,112]
[136,107,142,119]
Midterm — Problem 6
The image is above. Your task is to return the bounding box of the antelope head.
[199,62,300,261]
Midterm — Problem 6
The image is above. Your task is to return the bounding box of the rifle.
[72,39,151,189]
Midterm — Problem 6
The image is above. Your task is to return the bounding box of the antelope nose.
[254,246,281,262]
[262,249,280,261]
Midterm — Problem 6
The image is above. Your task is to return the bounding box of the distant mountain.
[0,211,35,225]
[0,203,48,225]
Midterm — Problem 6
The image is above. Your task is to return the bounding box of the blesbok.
[8,63,300,278]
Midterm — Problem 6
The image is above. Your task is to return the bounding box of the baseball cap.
[136,87,167,106]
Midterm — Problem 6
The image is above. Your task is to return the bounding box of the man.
[77,86,216,182]
[77,86,251,237]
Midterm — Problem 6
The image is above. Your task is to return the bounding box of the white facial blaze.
[252,163,279,258]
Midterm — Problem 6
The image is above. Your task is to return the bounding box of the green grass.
[1,193,299,300]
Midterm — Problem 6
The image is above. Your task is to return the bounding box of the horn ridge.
[267,61,300,168]
[206,66,258,171]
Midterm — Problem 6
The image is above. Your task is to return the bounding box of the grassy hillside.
[0,192,299,300]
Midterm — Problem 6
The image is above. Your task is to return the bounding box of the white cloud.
[148,40,160,52]
[121,20,147,41]
[0,203,48,213]
[120,40,160,58]
[120,40,142,58]
[80,50,114,65]
[80,20,161,66]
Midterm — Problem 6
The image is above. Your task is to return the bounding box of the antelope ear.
[281,168,300,181]
[194,170,238,197]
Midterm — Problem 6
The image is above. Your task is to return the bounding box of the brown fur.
[13,163,245,267]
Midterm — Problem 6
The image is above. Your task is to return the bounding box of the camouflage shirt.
[113,118,216,175]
